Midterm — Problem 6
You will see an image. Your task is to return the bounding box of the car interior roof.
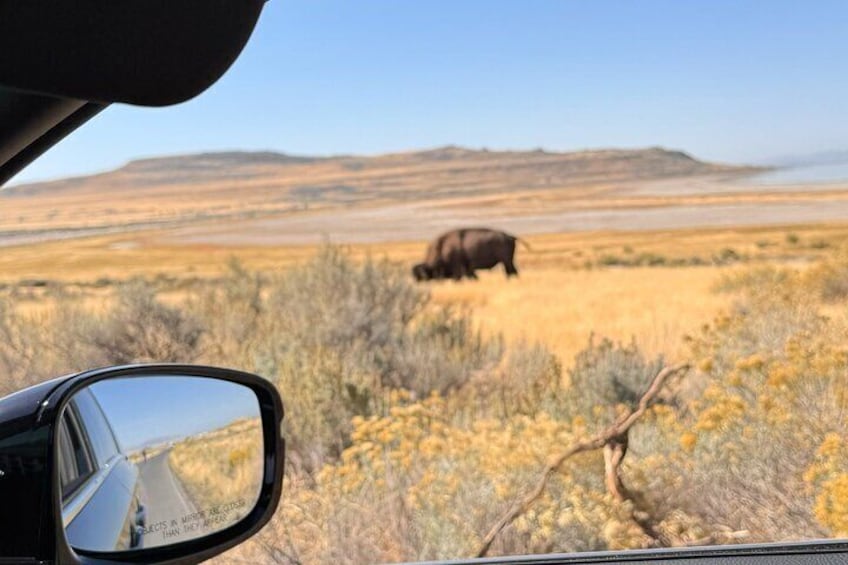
[0,0,267,188]
[0,87,105,186]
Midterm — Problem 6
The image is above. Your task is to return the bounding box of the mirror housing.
[0,364,284,564]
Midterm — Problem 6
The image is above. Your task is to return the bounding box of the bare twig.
[475,362,690,558]
[683,529,750,547]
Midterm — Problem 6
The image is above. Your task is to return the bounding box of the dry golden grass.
[4,222,848,284]
[168,418,264,514]
[429,266,727,364]
[5,222,848,366]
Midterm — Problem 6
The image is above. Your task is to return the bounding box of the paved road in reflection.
[137,449,197,547]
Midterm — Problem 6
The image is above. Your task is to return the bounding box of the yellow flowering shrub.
[232,254,848,562]
[270,391,678,562]
[673,262,848,541]
[805,434,848,536]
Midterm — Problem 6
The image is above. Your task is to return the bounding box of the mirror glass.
[58,375,263,553]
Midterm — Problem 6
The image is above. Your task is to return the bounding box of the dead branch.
[683,529,750,547]
[475,362,690,558]
[603,434,629,501]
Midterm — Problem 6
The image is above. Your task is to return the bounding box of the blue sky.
[89,376,259,451]
[14,0,848,184]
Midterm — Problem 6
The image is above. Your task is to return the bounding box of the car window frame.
[59,397,127,532]
[58,402,97,502]
[71,389,122,465]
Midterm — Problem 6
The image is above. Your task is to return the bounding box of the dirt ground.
[159,195,848,246]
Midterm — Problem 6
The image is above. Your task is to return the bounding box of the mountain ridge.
[7,145,747,195]
[0,145,765,241]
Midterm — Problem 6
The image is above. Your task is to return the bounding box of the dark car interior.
[0,0,266,186]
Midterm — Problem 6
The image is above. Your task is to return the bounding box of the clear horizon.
[10,0,848,185]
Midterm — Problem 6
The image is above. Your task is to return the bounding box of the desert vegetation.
[244,245,848,563]
[2,232,848,563]
[169,417,264,516]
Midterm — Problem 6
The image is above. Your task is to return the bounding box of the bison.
[412,228,529,281]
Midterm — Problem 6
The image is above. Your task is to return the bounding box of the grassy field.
[5,217,848,562]
[430,266,725,363]
[5,221,846,281]
[169,418,264,513]
[4,221,848,365]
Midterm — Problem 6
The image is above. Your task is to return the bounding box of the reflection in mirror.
[59,375,263,553]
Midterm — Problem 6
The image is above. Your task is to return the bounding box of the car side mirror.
[0,364,284,564]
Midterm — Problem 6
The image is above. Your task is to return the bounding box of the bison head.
[412,263,433,281]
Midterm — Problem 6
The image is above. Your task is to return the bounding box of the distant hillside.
[0,145,758,239]
[4,151,326,194]
[6,145,750,197]
[123,150,322,173]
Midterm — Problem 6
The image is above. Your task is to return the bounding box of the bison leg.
[434,262,451,280]
[447,262,463,281]
[504,260,519,278]
[460,257,478,280]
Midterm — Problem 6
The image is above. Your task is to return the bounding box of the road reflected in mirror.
[59,375,263,553]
